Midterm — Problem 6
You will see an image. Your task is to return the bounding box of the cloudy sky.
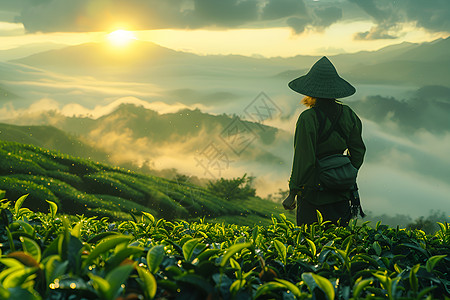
[0,0,449,57]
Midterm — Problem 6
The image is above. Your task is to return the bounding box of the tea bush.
[1,195,449,300]
[0,140,288,225]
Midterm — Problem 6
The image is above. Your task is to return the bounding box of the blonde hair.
[301,96,316,108]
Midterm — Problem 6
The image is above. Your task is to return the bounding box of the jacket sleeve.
[289,111,317,191]
[347,111,366,169]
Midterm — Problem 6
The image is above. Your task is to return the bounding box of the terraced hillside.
[0,140,292,225]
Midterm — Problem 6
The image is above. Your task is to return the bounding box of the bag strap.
[314,104,343,144]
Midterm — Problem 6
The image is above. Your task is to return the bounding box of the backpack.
[313,105,358,191]
[313,104,365,217]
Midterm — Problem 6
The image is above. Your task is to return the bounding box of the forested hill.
[0,140,291,225]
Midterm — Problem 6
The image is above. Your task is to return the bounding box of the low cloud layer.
[2,91,449,218]
[1,54,449,219]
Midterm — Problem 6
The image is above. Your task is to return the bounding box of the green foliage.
[207,173,256,201]
[0,140,284,224]
[407,210,449,234]
[0,177,60,212]
[1,197,449,299]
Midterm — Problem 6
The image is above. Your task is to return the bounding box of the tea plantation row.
[1,195,449,299]
[0,140,291,225]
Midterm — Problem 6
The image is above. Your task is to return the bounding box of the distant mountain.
[351,85,450,133]
[341,38,450,86]
[11,40,279,80]
[11,37,450,86]
[13,41,183,68]
[280,38,450,86]
[0,123,110,162]
[0,42,66,61]
[5,104,290,174]
[390,38,450,62]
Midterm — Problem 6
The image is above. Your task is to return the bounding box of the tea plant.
[1,195,449,299]
[0,140,291,225]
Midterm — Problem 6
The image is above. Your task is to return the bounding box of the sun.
[107,30,136,47]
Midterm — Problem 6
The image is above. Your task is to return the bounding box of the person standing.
[282,56,366,226]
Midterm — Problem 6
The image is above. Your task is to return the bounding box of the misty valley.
[1,37,450,221]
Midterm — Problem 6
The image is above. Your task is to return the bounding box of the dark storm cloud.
[402,0,450,33]
[313,6,343,29]
[3,0,450,36]
[192,0,259,26]
[353,24,397,40]
[348,0,450,40]
[0,0,30,12]
[286,17,311,34]
[286,5,343,34]
[6,0,338,34]
[261,0,308,21]
[347,0,398,40]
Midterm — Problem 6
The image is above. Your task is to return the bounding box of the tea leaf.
[316,210,323,225]
[3,267,38,289]
[11,220,35,236]
[137,267,157,299]
[398,243,430,258]
[0,258,23,269]
[45,255,68,284]
[353,278,372,298]
[230,279,246,295]
[426,255,446,273]
[147,244,165,273]
[0,285,10,299]
[71,221,82,238]
[182,238,202,262]
[89,273,110,299]
[105,246,143,273]
[220,243,252,267]
[275,278,302,298]
[46,200,58,219]
[142,212,155,224]
[372,241,381,256]
[105,264,134,300]
[305,238,316,257]
[252,226,259,242]
[273,240,287,265]
[6,252,39,268]
[197,249,220,262]
[14,194,28,216]
[20,236,41,263]
[254,282,285,298]
[310,273,335,300]
[417,286,437,299]
[409,264,420,294]
[82,235,133,270]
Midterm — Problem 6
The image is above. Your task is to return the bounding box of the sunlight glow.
[107,30,136,47]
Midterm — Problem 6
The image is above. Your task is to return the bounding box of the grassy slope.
[0,140,293,225]
[0,123,110,162]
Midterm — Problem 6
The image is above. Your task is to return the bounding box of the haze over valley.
[0,36,449,219]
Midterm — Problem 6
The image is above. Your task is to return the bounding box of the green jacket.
[289,100,366,205]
